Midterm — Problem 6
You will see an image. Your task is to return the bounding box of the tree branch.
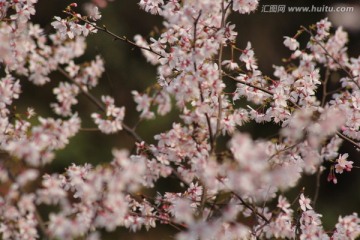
[57,67,144,143]
[301,26,360,89]
[64,10,165,58]
[224,73,274,96]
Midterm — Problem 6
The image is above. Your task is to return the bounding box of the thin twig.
[336,131,360,150]
[232,191,270,224]
[312,166,322,208]
[321,66,330,107]
[65,10,165,58]
[128,193,187,231]
[214,0,227,143]
[191,10,212,216]
[218,178,270,224]
[198,82,214,150]
[57,67,144,143]
[191,11,214,151]
[80,128,100,131]
[267,142,300,162]
[224,73,274,96]
[325,86,347,96]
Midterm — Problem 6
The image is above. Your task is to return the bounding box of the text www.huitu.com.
[261,5,354,13]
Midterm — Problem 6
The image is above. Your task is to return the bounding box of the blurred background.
[21,0,360,238]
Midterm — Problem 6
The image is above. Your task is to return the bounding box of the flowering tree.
[0,0,360,239]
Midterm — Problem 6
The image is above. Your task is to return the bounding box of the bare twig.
[80,128,100,131]
[336,131,360,150]
[325,86,347,96]
[312,166,322,208]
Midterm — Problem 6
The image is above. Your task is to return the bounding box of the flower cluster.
[51,82,79,117]
[0,75,21,116]
[51,3,100,40]
[91,96,125,134]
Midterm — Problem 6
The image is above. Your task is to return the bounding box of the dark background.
[21,0,360,238]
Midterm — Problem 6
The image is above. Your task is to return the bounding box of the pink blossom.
[83,3,101,20]
[283,36,299,51]
[335,153,353,174]
[239,42,258,70]
[233,0,259,14]
[91,96,125,134]
[299,194,312,212]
